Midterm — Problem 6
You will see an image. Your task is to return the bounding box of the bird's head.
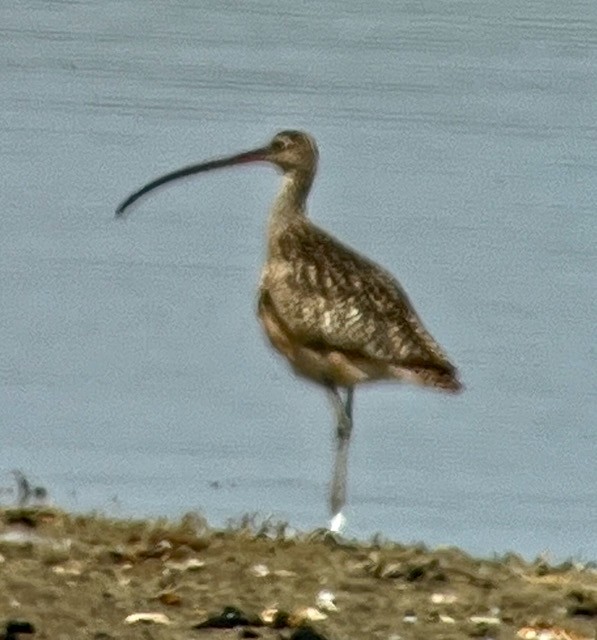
[116,129,318,216]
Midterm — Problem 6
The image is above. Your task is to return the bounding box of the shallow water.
[1,0,595,558]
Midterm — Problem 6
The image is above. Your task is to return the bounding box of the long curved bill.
[115,145,270,217]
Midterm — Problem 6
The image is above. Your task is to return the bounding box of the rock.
[193,606,259,629]
[3,621,35,640]
[315,589,337,612]
[289,626,330,640]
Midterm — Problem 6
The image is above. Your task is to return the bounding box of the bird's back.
[259,218,462,392]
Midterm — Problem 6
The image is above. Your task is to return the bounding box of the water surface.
[1,0,596,558]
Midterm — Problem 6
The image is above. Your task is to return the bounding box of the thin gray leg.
[326,385,354,524]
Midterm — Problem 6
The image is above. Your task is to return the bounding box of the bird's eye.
[271,137,288,151]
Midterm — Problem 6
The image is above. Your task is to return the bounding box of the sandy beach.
[1,507,596,640]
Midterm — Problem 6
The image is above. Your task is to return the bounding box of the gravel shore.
[1,508,596,640]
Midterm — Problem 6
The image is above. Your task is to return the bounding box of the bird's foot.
[329,511,346,534]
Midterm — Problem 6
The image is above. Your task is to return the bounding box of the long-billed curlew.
[116,130,462,532]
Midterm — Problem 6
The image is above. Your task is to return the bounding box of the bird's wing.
[262,221,454,372]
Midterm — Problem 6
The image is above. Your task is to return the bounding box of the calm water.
[1,0,595,559]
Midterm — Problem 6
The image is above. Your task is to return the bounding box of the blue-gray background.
[1,0,595,559]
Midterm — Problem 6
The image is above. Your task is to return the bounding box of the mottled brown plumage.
[116,129,462,531]
[257,131,460,395]
[259,214,459,391]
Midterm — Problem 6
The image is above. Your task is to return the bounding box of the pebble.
[469,616,501,625]
[52,560,83,576]
[439,615,456,624]
[315,589,337,612]
[124,612,170,625]
[380,563,404,579]
[273,569,298,577]
[294,607,327,622]
[249,564,297,578]
[250,563,270,577]
[164,557,205,572]
[430,592,458,604]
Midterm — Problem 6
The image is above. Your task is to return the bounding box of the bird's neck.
[268,169,314,233]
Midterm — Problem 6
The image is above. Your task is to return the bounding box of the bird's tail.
[390,364,463,393]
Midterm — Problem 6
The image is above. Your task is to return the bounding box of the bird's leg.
[326,385,354,532]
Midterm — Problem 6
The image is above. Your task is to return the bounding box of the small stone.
[52,560,83,576]
[260,608,291,628]
[293,607,327,622]
[439,615,456,624]
[469,616,501,625]
[250,563,270,577]
[273,569,298,577]
[260,608,278,625]
[124,612,170,625]
[430,592,457,604]
[517,628,538,640]
[165,557,205,571]
[315,589,337,612]
[380,563,404,579]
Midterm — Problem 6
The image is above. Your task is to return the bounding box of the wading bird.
[116,130,462,532]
